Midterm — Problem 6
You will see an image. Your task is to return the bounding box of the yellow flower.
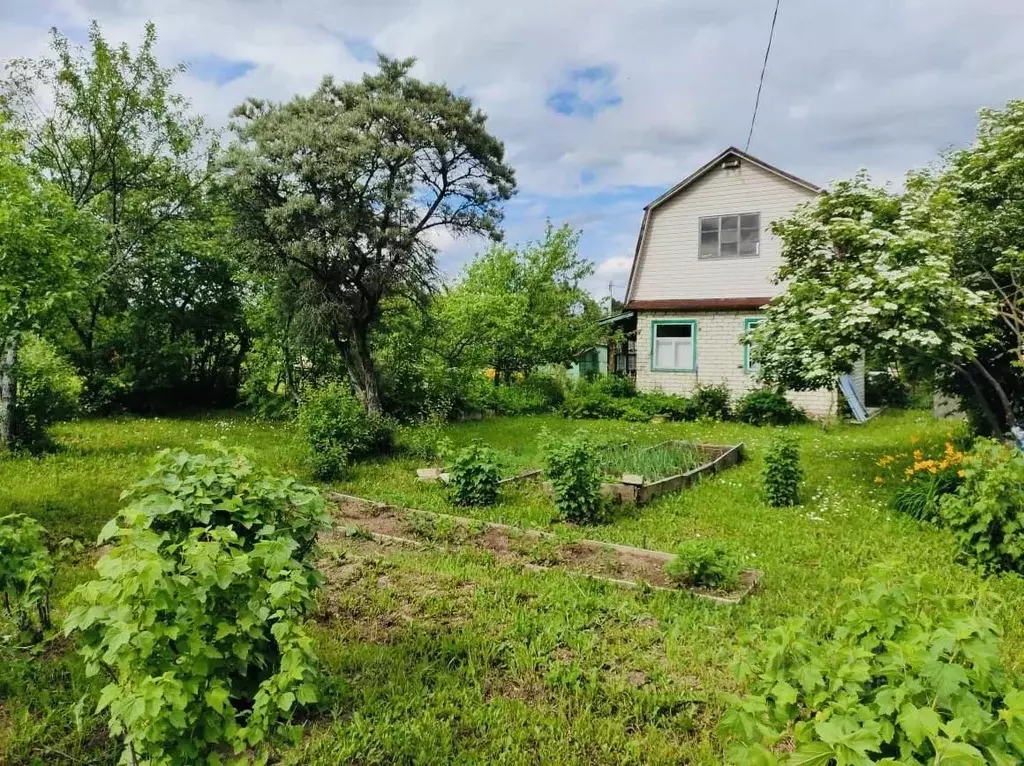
[958,469,966,478]
[913,449,924,461]
[875,476,884,484]
[910,435,919,445]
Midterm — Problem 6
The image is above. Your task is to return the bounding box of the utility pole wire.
[745,0,782,152]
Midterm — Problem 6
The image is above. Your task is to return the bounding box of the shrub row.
[562,377,806,426]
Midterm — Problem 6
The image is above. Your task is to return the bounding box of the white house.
[621,146,864,417]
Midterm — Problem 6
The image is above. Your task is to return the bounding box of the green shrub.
[11,335,83,451]
[763,432,802,506]
[561,391,626,419]
[691,383,730,420]
[734,389,806,426]
[940,438,1024,574]
[720,573,1024,765]
[591,374,636,399]
[64,445,331,765]
[664,539,741,590]
[490,373,566,415]
[447,440,501,506]
[894,468,962,522]
[297,381,394,479]
[632,392,697,422]
[0,513,55,641]
[619,405,651,422]
[543,432,604,524]
[865,369,911,408]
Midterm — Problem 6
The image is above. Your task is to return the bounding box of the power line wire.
[745,0,782,152]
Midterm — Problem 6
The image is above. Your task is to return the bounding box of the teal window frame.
[650,319,697,372]
[743,317,763,372]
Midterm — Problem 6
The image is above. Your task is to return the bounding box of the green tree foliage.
[3,22,243,411]
[447,441,501,506]
[543,431,604,524]
[749,100,1024,434]
[720,573,1024,764]
[435,223,602,383]
[0,513,55,641]
[64,445,331,765]
[221,56,516,414]
[763,433,802,507]
[0,116,100,448]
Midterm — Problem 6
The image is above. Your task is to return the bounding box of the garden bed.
[326,492,761,604]
[417,467,541,485]
[552,441,744,505]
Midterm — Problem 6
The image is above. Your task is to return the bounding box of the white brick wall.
[635,310,838,418]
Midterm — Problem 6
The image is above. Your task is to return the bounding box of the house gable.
[624,148,820,308]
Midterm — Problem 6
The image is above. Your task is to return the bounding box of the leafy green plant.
[692,383,730,420]
[940,438,1024,574]
[63,444,331,765]
[543,431,605,524]
[447,441,501,506]
[763,432,802,507]
[11,335,83,452]
[734,389,807,426]
[0,513,55,641]
[561,391,626,419]
[513,534,563,566]
[664,539,741,590]
[404,511,485,543]
[297,381,394,480]
[894,469,962,522]
[719,573,1024,765]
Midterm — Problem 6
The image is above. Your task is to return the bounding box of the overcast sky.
[4,0,1023,299]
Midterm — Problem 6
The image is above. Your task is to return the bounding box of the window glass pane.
[654,340,673,369]
[700,230,719,245]
[700,217,719,232]
[676,339,693,369]
[740,226,759,243]
[720,215,739,232]
[739,241,757,256]
[720,241,738,257]
[656,323,691,339]
[740,213,760,230]
[700,241,718,257]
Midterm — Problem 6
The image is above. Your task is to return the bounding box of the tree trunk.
[970,358,1017,430]
[0,333,19,450]
[959,365,1004,437]
[334,323,382,415]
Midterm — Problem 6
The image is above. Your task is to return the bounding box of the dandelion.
[874,476,883,484]
[910,435,919,445]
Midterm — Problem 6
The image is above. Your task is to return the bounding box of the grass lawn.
[2,410,1023,764]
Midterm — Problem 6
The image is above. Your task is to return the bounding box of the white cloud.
[3,0,1024,292]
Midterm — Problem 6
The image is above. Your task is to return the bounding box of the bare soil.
[326,494,760,602]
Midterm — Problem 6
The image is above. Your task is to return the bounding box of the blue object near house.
[840,374,869,423]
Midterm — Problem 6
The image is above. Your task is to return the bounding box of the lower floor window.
[652,321,696,371]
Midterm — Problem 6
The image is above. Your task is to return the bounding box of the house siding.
[635,310,837,418]
[628,160,818,303]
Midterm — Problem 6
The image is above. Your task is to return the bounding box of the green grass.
[2,410,1024,764]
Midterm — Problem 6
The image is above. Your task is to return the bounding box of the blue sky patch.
[188,54,256,85]
[546,64,622,118]
[342,35,378,63]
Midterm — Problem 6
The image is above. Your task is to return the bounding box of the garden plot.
[328,492,761,604]
[595,441,744,505]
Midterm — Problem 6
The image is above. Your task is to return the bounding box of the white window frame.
[744,317,763,373]
[650,320,697,372]
[699,212,761,259]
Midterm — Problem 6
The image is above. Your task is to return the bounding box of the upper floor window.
[699,213,760,259]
